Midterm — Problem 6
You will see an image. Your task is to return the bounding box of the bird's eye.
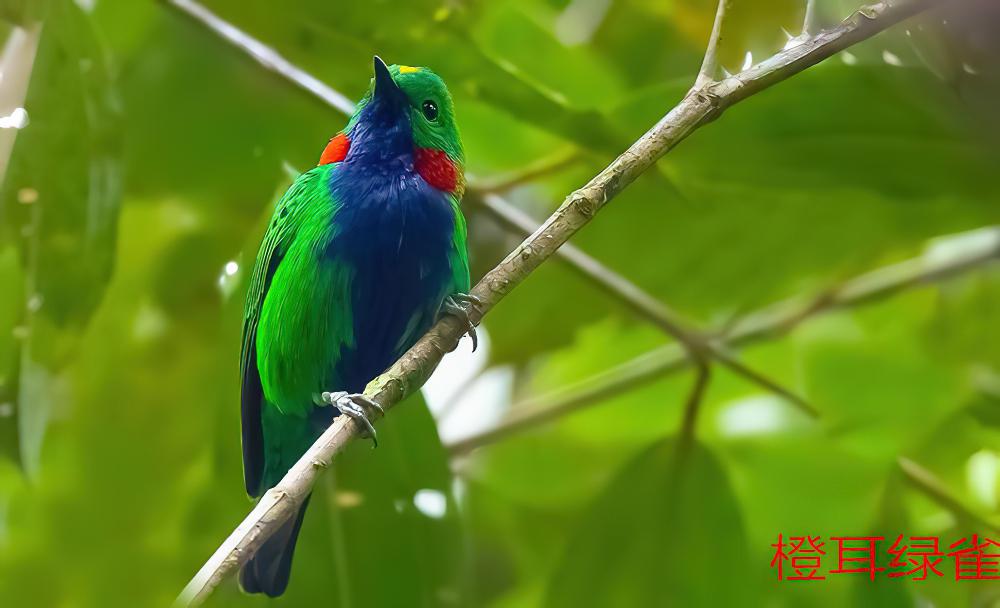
[422,100,439,121]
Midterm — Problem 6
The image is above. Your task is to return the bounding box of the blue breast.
[324,100,456,393]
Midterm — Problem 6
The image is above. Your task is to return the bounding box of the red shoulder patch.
[318,133,350,165]
[415,147,461,194]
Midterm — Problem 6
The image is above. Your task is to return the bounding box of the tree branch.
[695,0,732,89]
[447,226,1000,455]
[176,0,946,603]
[476,192,817,417]
[469,149,581,193]
[163,0,356,115]
[898,457,1000,533]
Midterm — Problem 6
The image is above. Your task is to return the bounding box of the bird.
[238,57,475,597]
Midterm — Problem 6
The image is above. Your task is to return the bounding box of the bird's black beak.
[372,56,404,106]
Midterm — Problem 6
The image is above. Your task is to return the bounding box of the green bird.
[239,57,474,596]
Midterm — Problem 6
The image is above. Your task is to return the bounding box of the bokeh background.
[1,0,999,606]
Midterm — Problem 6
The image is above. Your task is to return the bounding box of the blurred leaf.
[0,0,46,26]
[15,356,67,479]
[116,8,335,207]
[470,4,624,110]
[925,267,1000,371]
[849,474,913,608]
[460,479,564,607]
[2,0,121,332]
[546,438,755,606]
[312,394,467,608]
[966,392,1000,430]
[0,245,22,461]
[0,0,122,473]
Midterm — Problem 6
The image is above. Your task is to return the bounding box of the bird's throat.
[414,147,462,195]
[319,133,461,196]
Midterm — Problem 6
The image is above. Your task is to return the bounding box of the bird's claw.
[440,293,480,352]
[450,293,483,308]
[321,391,383,448]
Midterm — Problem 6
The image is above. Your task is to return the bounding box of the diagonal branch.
[163,0,356,115]
[446,226,1000,455]
[175,0,947,603]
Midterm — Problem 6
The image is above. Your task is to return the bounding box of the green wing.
[447,194,471,294]
[240,166,332,497]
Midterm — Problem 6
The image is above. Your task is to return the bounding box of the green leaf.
[849,474,913,608]
[546,438,755,606]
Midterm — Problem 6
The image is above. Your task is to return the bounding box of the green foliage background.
[0,0,998,606]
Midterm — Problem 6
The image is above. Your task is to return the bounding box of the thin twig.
[677,360,711,452]
[450,348,685,455]
[0,23,42,181]
[898,457,1000,533]
[175,0,946,603]
[163,0,356,115]
[668,359,711,497]
[695,0,732,89]
[446,226,1000,455]
[477,192,817,417]
[470,149,581,194]
[802,0,819,36]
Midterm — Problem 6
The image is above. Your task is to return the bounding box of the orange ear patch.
[318,133,350,165]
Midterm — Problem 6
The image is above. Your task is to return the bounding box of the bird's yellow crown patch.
[398,65,420,74]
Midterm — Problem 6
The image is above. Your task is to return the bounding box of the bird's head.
[319,57,465,196]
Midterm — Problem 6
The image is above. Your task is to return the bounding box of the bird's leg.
[321,391,384,448]
[439,293,482,351]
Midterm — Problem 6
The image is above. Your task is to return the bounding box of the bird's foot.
[439,293,482,351]
[450,292,483,308]
[321,391,384,448]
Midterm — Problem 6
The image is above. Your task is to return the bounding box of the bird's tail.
[239,495,311,597]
